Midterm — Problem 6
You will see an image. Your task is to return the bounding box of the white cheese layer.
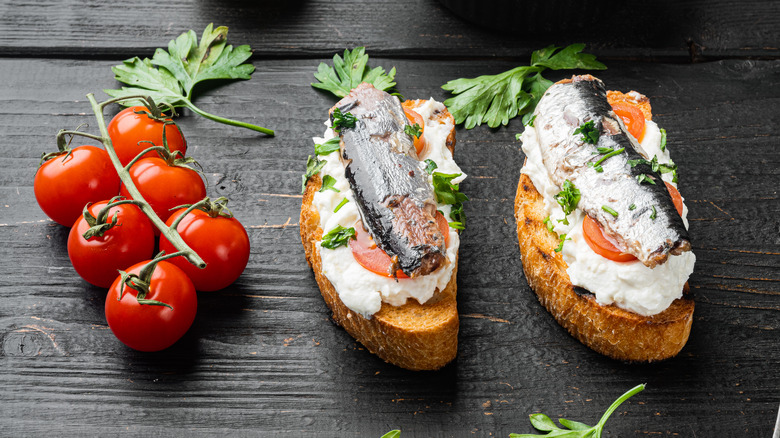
[520,120,696,316]
[311,99,465,318]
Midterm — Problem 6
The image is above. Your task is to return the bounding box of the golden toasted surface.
[514,172,693,362]
[607,90,653,121]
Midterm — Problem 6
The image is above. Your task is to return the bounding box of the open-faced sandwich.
[515,75,696,362]
[300,83,467,370]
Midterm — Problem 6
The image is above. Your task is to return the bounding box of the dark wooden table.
[1,1,778,436]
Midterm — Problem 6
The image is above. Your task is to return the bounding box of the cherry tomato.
[105,260,197,352]
[611,102,646,142]
[34,146,120,227]
[68,200,156,288]
[665,181,684,216]
[119,157,206,224]
[160,207,250,291]
[349,211,450,278]
[403,107,426,155]
[107,106,187,166]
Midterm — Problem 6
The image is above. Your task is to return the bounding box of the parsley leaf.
[442,44,605,129]
[321,225,355,249]
[424,159,438,174]
[312,47,397,98]
[380,431,401,438]
[509,384,646,437]
[319,175,340,193]
[405,123,423,138]
[637,174,656,185]
[524,114,537,127]
[629,203,637,210]
[334,198,349,213]
[315,137,340,156]
[432,172,469,229]
[574,120,600,144]
[301,156,326,194]
[105,24,273,135]
[555,180,580,216]
[332,108,357,133]
[659,128,667,152]
[554,234,571,253]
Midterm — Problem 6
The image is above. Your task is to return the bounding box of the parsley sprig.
[105,24,273,135]
[405,123,423,138]
[312,47,397,98]
[442,44,606,129]
[332,108,357,133]
[432,172,469,229]
[315,137,341,156]
[321,225,355,249]
[301,156,326,194]
[574,120,600,144]
[510,384,646,437]
[555,180,581,216]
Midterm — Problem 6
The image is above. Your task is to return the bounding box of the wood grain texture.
[0,56,778,436]
[0,0,778,60]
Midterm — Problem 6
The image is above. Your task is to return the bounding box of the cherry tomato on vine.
[349,211,449,278]
[160,206,251,291]
[68,200,156,288]
[105,260,197,352]
[34,145,120,227]
[107,106,187,166]
[119,157,206,224]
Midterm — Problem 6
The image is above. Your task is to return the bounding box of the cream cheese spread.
[312,99,465,318]
[520,120,696,316]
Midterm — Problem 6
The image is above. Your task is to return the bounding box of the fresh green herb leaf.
[424,159,438,174]
[543,216,555,233]
[405,123,422,138]
[555,180,580,216]
[320,225,355,249]
[448,221,465,230]
[441,44,605,129]
[312,47,397,99]
[448,196,467,227]
[629,203,636,210]
[334,198,349,213]
[650,205,657,220]
[637,173,656,185]
[574,120,600,144]
[554,234,570,253]
[380,431,401,438]
[659,128,667,152]
[587,162,604,173]
[596,147,613,154]
[594,147,625,166]
[302,156,326,194]
[627,158,648,168]
[602,205,619,217]
[332,108,357,133]
[557,217,570,225]
[315,137,341,156]
[515,133,523,141]
[319,175,340,193]
[509,384,646,438]
[105,24,273,135]
[524,114,537,127]
[432,173,469,229]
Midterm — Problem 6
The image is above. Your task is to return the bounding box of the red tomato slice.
[611,102,646,142]
[403,108,426,155]
[349,211,450,278]
[665,181,684,216]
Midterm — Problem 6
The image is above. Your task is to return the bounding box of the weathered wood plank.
[0,0,778,59]
[0,57,778,436]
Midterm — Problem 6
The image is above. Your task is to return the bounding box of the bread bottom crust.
[301,174,458,371]
[514,173,693,362]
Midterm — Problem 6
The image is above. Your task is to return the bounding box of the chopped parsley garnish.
[636,173,656,185]
[629,156,678,183]
[555,234,571,253]
[650,205,657,220]
[659,128,667,152]
[315,137,340,156]
[594,147,625,166]
[515,133,523,141]
[524,114,537,127]
[432,172,469,229]
[318,175,339,193]
[441,44,605,129]
[333,197,349,213]
[301,156,326,194]
[596,147,613,154]
[629,203,636,210]
[331,108,357,133]
[587,162,604,173]
[602,205,619,217]
[573,120,600,144]
[320,225,355,249]
[555,180,580,216]
[311,47,397,98]
[404,123,422,138]
[424,159,438,174]
[543,216,555,233]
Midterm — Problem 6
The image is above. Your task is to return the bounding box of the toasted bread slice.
[514,172,694,362]
[300,100,459,371]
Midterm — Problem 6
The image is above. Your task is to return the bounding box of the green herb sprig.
[424,159,438,175]
[332,108,357,133]
[312,47,397,98]
[510,384,646,437]
[441,44,605,129]
[574,120,600,144]
[301,156,326,194]
[315,137,341,156]
[432,172,469,228]
[554,233,571,253]
[555,180,581,216]
[321,225,355,249]
[405,123,422,138]
[105,24,273,135]
[319,175,339,193]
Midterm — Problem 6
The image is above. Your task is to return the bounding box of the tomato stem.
[182,100,275,136]
[85,93,206,270]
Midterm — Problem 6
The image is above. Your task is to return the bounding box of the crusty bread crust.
[514,172,694,362]
[300,99,459,371]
